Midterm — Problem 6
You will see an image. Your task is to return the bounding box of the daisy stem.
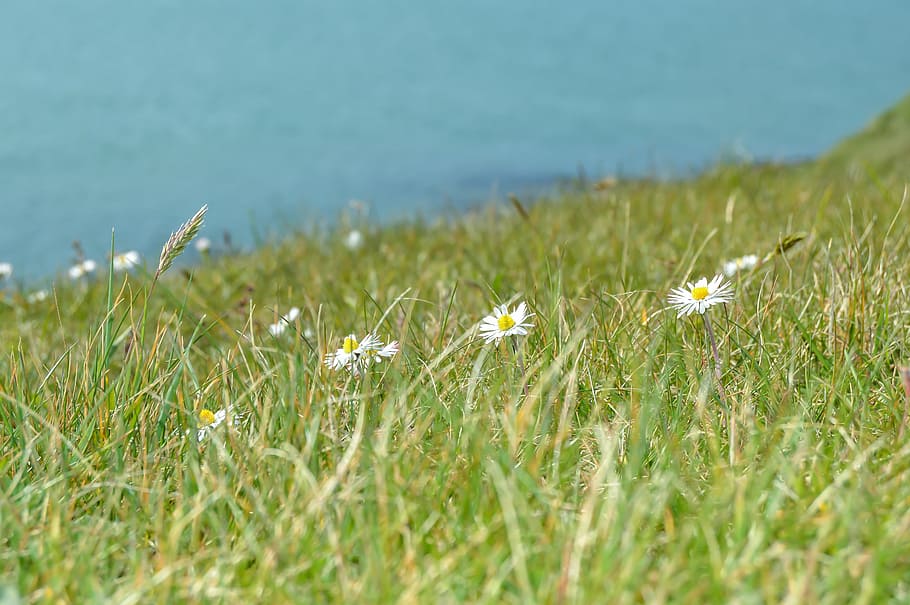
[701,313,728,408]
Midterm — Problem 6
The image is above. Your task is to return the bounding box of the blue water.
[1,1,909,277]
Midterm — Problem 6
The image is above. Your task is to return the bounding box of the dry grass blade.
[155,204,207,281]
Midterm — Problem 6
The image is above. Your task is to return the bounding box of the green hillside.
[821,92,910,176]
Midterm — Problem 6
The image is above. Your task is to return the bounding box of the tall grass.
[2,166,910,603]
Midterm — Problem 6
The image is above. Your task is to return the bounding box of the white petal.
[707,274,723,292]
[512,302,526,322]
[358,334,382,352]
[380,341,399,356]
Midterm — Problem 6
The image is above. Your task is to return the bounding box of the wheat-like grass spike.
[155,204,207,281]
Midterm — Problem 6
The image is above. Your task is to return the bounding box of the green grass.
[2,99,910,603]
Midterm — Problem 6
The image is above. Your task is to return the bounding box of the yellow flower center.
[199,409,216,427]
[498,314,516,331]
[343,337,359,354]
[691,286,709,300]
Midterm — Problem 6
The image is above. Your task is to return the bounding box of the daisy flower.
[722,254,759,277]
[324,333,384,373]
[344,229,364,250]
[0,262,12,280]
[193,407,240,442]
[68,259,97,280]
[195,237,212,254]
[479,301,534,344]
[268,306,301,337]
[667,274,733,317]
[112,250,141,272]
[27,289,49,303]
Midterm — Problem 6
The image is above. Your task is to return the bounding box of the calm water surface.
[1,0,908,276]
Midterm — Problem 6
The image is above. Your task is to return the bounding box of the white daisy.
[0,262,12,280]
[193,407,240,442]
[323,333,383,373]
[479,301,535,344]
[722,254,759,277]
[344,229,364,250]
[268,306,301,337]
[27,289,49,303]
[667,274,734,317]
[112,250,141,272]
[68,259,97,280]
[195,237,212,253]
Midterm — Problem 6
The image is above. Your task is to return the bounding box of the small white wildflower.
[195,237,212,253]
[193,407,241,442]
[0,262,12,280]
[68,259,97,280]
[722,254,759,277]
[27,289,49,303]
[268,306,301,337]
[324,333,384,374]
[344,229,364,250]
[479,301,535,344]
[667,274,734,317]
[112,250,141,272]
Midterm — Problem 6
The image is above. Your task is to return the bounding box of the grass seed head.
[156,204,207,281]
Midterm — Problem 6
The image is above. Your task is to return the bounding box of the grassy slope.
[2,101,910,604]
[820,92,910,177]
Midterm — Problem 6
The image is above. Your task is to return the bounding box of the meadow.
[2,96,910,603]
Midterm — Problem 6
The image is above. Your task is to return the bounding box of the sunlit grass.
[2,162,910,603]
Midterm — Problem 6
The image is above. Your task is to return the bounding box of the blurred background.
[1,0,909,277]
